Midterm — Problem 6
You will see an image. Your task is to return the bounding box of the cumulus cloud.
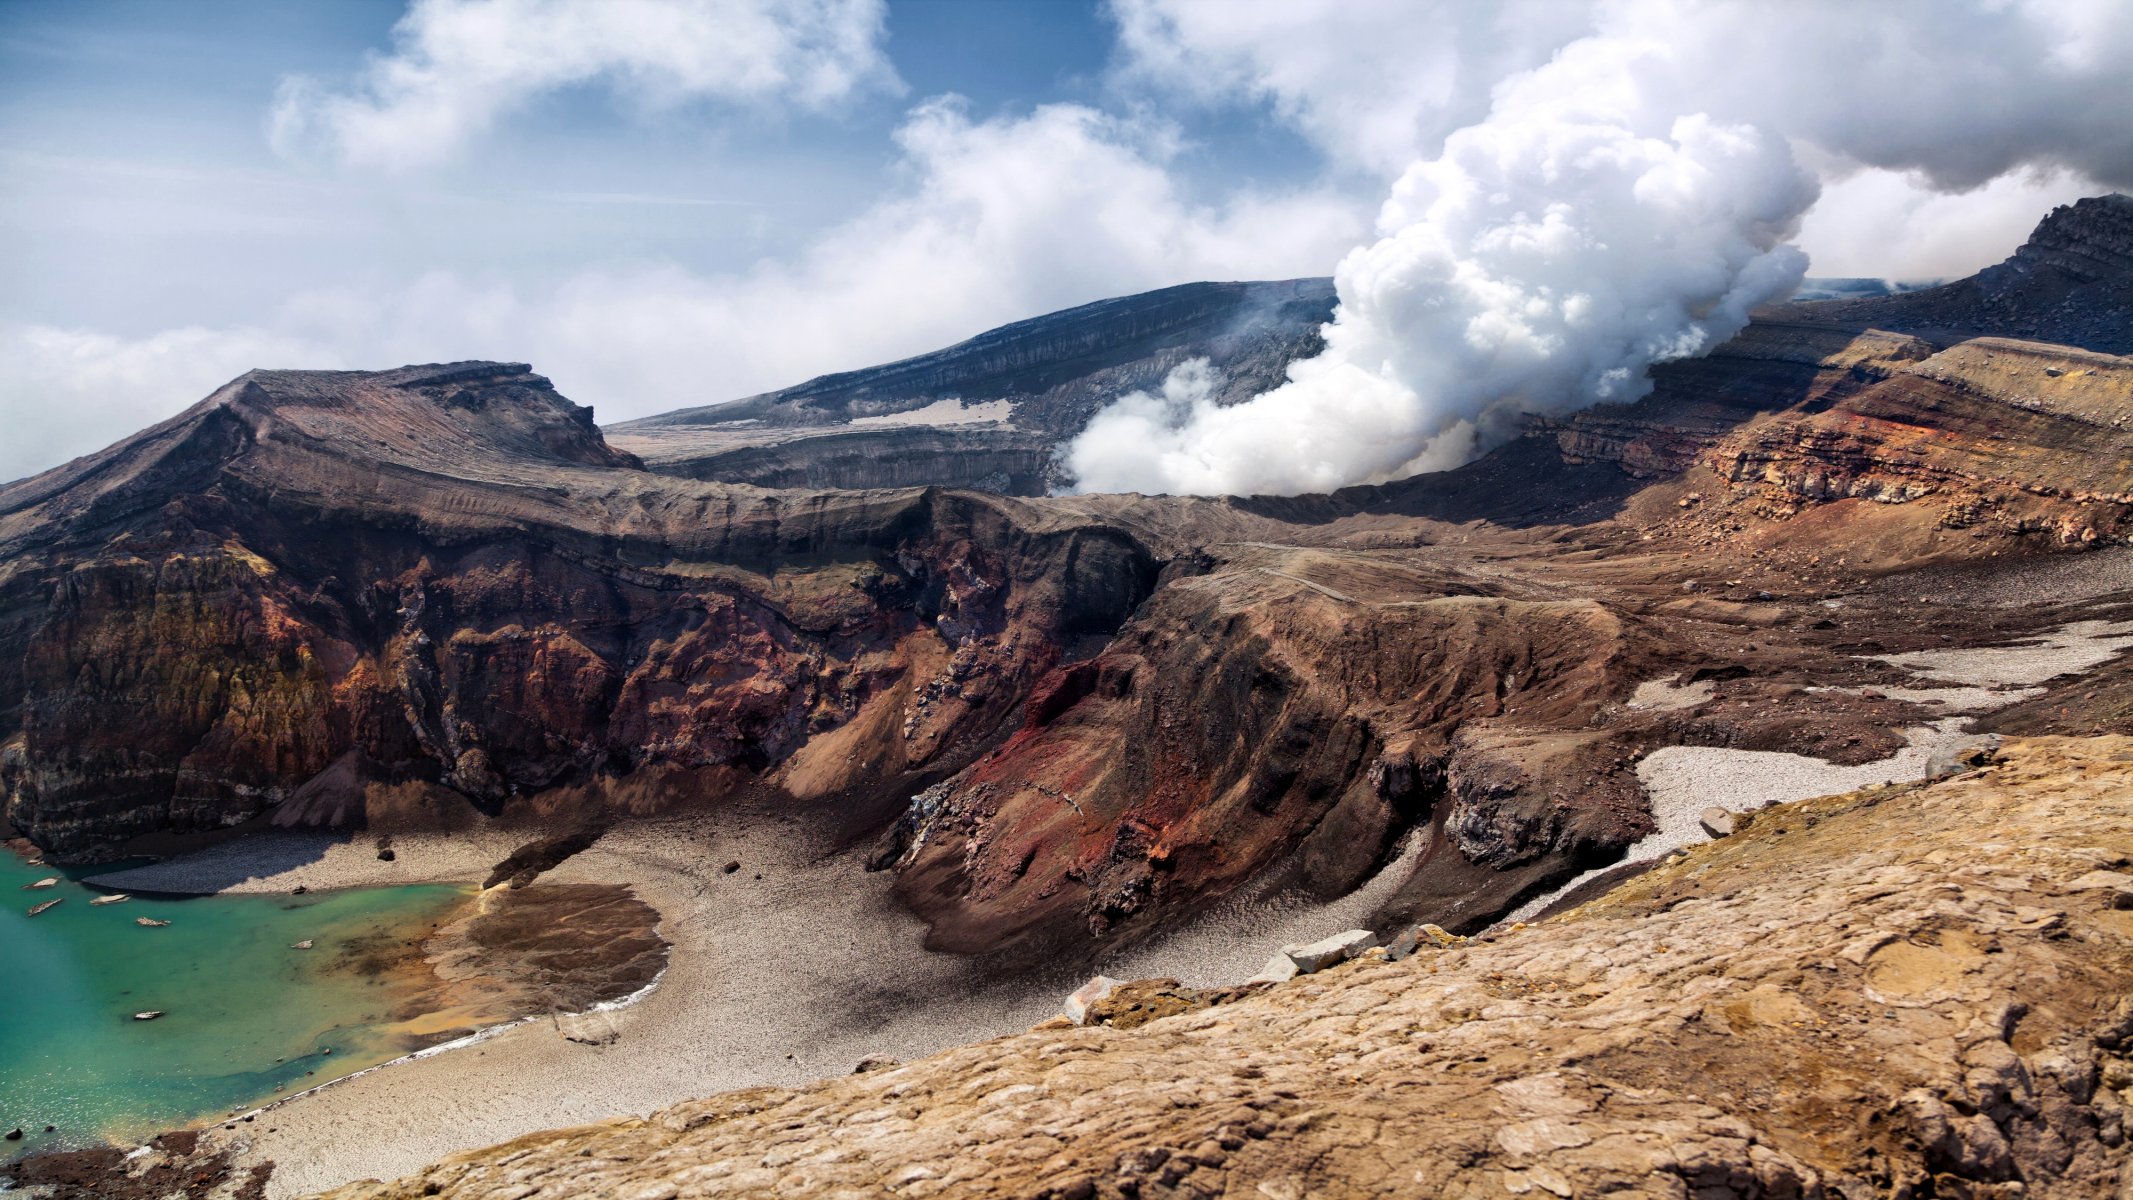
[271,0,902,169]
[1109,0,2133,189]
[1108,0,1590,176]
[3,100,1364,483]
[1069,0,2133,496]
[1794,164,2107,281]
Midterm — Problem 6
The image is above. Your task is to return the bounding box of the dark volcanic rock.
[607,279,1337,492]
[1763,192,2133,354]
[616,278,1335,439]
[622,425,1059,495]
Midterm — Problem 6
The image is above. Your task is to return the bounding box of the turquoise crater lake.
[0,847,470,1158]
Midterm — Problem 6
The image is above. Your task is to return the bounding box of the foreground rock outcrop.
[311,737,2133,1200]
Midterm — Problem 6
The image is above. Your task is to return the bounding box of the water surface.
[0,847,468,1157]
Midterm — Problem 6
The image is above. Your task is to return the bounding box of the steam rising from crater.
[1067,108,1814,495]
[1065,0,2131,497]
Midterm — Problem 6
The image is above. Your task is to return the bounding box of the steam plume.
[1067,1,2132,496]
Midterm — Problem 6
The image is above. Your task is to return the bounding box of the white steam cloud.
[1070,41,1815,494]
[1070,0,2133,496]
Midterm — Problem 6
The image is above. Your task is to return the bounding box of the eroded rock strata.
[311,737,2133,1200]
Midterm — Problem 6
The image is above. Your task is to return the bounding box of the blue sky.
[0,0,2122,484]
[0,0,1329,332]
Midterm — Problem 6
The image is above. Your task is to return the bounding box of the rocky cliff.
[612,424,1059,496]
[0,364,1161,865]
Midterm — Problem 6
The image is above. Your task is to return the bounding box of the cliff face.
[0,364,1161,859]
[612,425,1060,495]
[879,559,1654,951]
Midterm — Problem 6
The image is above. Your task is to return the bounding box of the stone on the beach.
[1416,923,1463,948]
[4,1128,20,1141]
[1699,807,1737,838]
[1245,953,1300,985]
[723,860,741,874]
[555,1010,621,1046]
[1063,974,1118,1024]
[853,1054,902,1074]
[1279,929,1377,974]
[291,940,314,950]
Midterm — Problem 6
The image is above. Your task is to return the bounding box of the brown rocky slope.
[312,736,2133,1200]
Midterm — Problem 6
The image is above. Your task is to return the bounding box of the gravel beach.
[115,801,1429,1198]
[90,616,2133,1197]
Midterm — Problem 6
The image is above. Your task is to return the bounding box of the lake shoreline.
[74,800,1429,1199]
[0,844,474,1162]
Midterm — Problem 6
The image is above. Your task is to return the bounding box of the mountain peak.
[2000,192,2133,285]
[1764,192,2133,354]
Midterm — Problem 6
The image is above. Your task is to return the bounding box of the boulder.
[1063,975,1118,1025]
[1924,734,2003,781]
[554,1010,621,1046]
[1384,926,1423,961]
[852,1055,902,1074]
[1384,922,1467,960]
[1077,979,1214,1030]
[1699,807,1736,838]
[1244,953,1300,985]
[1279,929,1377,975]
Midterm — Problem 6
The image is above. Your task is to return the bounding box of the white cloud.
[2,100,1365,482]
[0,324,342,484]
[1793,164,2108,281]
[271,0,903,169]
[1111,0,2133,192]
[1107,0,1591,176]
